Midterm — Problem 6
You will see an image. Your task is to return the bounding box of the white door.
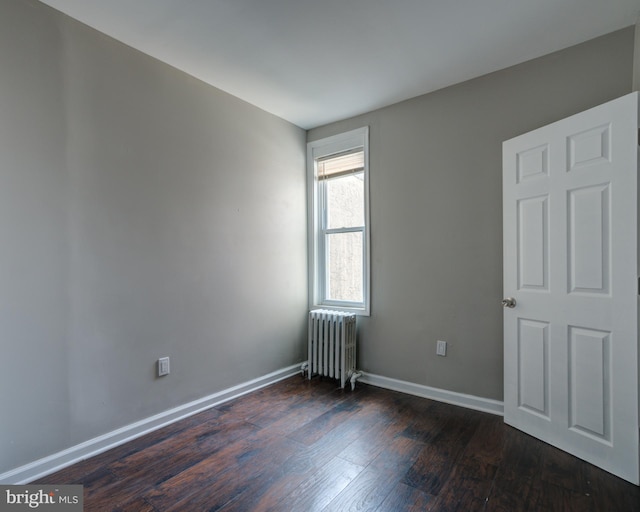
[503,92,639,484]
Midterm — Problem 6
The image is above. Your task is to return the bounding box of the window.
[307,127,370,315]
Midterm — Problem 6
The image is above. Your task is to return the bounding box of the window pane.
[326,231,363,303]
[326,172,364,229]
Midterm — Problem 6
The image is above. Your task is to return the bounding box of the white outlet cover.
[436,340,447,356]
[158,357,170,376]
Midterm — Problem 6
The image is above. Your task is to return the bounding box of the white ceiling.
[39,0,639,129]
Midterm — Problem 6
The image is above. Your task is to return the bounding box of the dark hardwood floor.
[35,376,640,511]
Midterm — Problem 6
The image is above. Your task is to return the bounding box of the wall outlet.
[436,340,447,356]
[158,357,170,377]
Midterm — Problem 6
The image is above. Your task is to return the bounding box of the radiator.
[303,309,361,390]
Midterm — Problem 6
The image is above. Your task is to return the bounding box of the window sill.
[311,304,370,317]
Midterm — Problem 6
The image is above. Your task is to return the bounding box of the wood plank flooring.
[34,376,640,511]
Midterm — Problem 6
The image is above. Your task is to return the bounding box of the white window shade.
[318,150,364,180]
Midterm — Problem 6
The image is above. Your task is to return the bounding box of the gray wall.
[308,27,635,401]
[0,0,307,474]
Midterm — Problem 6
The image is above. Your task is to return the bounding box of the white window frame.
[307,127,370,316]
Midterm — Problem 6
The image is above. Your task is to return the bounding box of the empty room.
[1,0,640,510]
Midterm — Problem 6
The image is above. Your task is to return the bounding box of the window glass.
[325,231,364,303]
[326,172,364,229]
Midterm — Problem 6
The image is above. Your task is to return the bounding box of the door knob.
[502,297,516,308]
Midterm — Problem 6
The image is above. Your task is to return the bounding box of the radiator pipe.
[350,371,363,391]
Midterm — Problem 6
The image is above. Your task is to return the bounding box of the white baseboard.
[359,372,504,416]
[0,363,302,485]
[2,365,503,484]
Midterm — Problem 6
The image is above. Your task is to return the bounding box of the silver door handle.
[502,297,516,308]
